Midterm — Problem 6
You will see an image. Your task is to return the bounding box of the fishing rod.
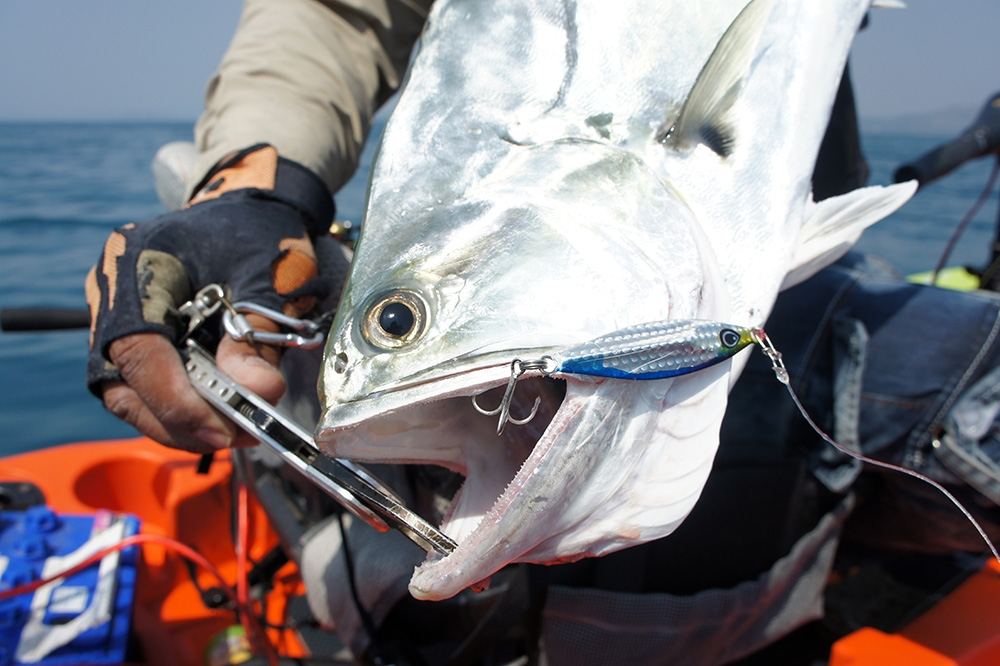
[0,307,90,331]
[894,91,1000,189]
[893,91,1000,288]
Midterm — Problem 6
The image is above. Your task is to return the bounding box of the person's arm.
[88,0,429,454]
[193,0,429,196]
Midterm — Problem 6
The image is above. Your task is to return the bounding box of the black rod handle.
[895,91,1000,189]
[1,308,91,331]
[894,128,997,188]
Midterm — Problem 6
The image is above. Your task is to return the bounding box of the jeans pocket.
[936,363,1000,506]
[810,315,866,493]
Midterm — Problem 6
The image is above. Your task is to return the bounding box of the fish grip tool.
[177,287,456,557]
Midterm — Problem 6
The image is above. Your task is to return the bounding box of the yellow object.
[206,626,253,666]
[907,266,980,292]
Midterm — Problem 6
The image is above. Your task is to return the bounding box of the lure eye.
[719,328,741,349]
[362,290,428,350]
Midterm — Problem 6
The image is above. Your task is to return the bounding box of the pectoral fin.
[657,0,774,157]
[782,180,918,289]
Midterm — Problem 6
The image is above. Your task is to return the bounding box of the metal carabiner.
[222,301,325,349]
[178,284,226,338]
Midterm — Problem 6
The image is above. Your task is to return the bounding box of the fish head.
[317,138,731,599]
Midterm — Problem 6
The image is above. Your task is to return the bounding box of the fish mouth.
[316,370,569,600]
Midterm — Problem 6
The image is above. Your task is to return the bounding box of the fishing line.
[931,158,1000,285]
[336,512,382,652]
[752,330,1000,566]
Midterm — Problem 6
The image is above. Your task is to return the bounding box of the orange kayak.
[2,437,998,664]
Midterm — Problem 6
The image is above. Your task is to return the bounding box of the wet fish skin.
[317,0,916,600]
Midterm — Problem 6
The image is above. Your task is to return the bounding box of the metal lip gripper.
[179,286,456,557]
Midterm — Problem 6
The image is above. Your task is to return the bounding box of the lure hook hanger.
[471,358,553,435]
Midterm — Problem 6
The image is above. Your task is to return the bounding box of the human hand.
[86,145,334,453]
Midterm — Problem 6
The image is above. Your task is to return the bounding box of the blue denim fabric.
[723,252,1000,552]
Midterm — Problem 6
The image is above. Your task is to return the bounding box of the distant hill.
[861,106,978,136]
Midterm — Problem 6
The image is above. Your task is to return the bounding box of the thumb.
[216,313,286,405]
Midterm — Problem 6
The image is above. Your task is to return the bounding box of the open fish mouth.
[317,372,571,599]
[315,321,739,600]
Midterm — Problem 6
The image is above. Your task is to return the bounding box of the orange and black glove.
[85,144,335,453]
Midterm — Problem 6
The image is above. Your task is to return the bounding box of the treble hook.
[471,358,550,435]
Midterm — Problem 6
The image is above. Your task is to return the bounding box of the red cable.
[236,479,280,666]
[236,481,252,635]
[0,533,234,603]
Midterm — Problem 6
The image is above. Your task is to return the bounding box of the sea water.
[1,121,997,456]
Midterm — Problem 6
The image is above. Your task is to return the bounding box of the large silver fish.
[316,0,916,600]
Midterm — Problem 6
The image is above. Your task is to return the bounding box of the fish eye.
[719,328,741,348]
[362,290,428,350]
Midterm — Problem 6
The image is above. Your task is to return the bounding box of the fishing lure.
[552,319,759,380]
[472,319,756,434]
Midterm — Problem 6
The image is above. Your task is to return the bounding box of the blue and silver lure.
[551,319,759,380]
[472,319,760,434]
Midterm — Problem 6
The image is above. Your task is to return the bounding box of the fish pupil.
[379,302,415,337]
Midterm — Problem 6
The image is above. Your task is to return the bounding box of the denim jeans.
[724,252,1000,553]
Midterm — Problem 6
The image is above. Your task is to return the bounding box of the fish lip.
[362,346,557,398]
[317,346,560,435]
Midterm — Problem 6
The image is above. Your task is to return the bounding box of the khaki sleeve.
[192,0,430,197]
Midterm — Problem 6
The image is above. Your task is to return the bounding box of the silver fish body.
[317,0,915,600]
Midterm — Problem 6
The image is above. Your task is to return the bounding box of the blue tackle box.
[0,506,140,665]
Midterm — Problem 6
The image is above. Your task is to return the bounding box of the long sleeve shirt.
[191,0,431,197]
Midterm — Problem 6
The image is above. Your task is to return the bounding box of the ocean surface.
[1,121,997,457]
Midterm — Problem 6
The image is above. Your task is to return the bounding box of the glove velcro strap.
[190,144,335,235]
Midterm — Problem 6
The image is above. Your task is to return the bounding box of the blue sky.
[0,0,997,122]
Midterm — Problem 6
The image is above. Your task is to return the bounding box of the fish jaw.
[317,357,731,601]
[316,308,735,601]
[411,362,730,600]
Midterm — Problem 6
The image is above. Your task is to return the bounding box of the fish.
[315,0,917,601]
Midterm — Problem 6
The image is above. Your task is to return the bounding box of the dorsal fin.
[781,180,918,289]
[657,0,773,157]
